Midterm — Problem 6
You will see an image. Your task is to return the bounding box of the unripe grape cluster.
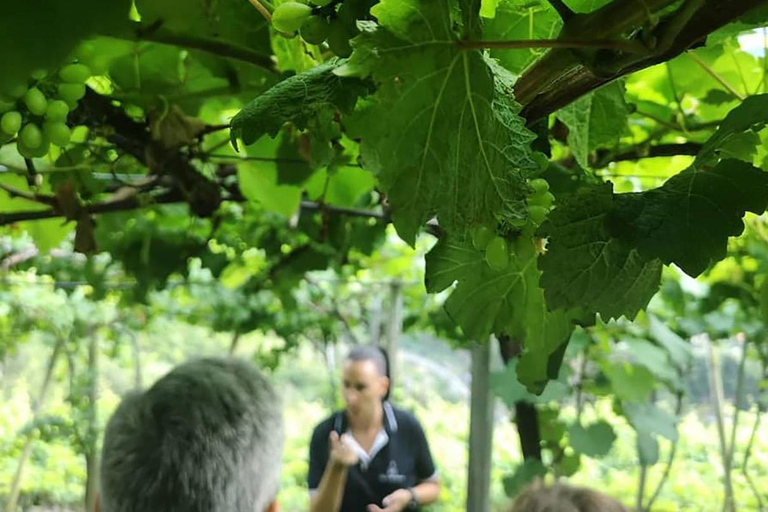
[471,178,554,272]
[272,0,371,57]
[0,62,92,159]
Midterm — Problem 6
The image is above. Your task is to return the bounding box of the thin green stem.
[634,109,682,131]
[458,38,646,53]
[726,335,749,473]
[763,28,768,94]
[246,0,272,22]
[688,52,745,100]
[742,407,764,509]
[113,22,277,73]
[707,340,735,512]
[666,62,689,132]
[729,47,750,95]
[644,391,684,511]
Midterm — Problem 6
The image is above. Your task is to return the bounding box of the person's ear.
[380,376,390,398]
[264,499,279,512]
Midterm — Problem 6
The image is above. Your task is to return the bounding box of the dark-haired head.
[342,346,391,421]
[346,345,389,379]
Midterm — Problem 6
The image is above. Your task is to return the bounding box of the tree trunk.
[129,329,142,389]
[516,0,768,122]
[498,335,542,461]
[4,337,65,512]
[466,342,495,512]
[84,333,100,512]
[384,280,403,387]
[229,330,241,356]
[706,338,735,512]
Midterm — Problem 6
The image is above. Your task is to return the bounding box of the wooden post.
[384,280,403,386]
[467,341,494,512]
[369,294,383,345]
[85,332,100,512]
[4,337,64,512]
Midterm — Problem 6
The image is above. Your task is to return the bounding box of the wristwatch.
[405,487,418,511]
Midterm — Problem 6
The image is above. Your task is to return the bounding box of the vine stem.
[116,22,277,73]
[706,338,736,512]
[3,337,65,512]
[643,391,685,511]
[636,464,648,511]
[742,406,764,509]
[457,38,646,53]
[687,52,745,100]
[726,334,749,476]
[547,0,574,20]
[246,0,272,23]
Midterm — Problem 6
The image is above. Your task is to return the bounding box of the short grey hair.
[100,358,283,512]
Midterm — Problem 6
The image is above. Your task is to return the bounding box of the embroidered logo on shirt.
[379,460,406,485]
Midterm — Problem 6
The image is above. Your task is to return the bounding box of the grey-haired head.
[99,358,283,512]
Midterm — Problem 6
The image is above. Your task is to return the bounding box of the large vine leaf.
[135,0,271,51]
[483,1,561,74]
[0,0,130,92]
[568,421,616,458]
[425,236,573,389]
[624,402,679,442]
[696,94,768,166]
[231,63,370,147]
[236,133,302,216]
[556,81,630,169]
[609,159,768,276]
[337,0,541,244]
[539,183,663,320]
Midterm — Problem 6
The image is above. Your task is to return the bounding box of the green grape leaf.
[556,81,629,169]
[483,1,561,74]
[623,338,678,384]
[231,63,370,148]
[539,183,663,320]
[717,131,761,163]
[0,175,73,253]
[624,402,678,442]
[702,88,738,106]
[558,452,581,477]
[568,421,617,458]
[480,0,501,18]
[503,459,547,498]
[647,314,692,371]
[108,44,230,99]
[338,0,540,243]
[0,0,130,92]
[237,134,302,216]
[568,0,613,13]
[491,358,570,406]
[305,166,377,208]
[696,94,768,166]
[609,159,768,276]
[637,431,660,466]
[134,0,271,51]
[426,236,573,389]
[602,363,655,402]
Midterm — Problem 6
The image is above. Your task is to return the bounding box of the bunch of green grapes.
[272,0,373,57]
[470,178,554,272]
[524,178,554,231]
[0,62,91,159]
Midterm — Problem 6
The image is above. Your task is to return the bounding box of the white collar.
[345,429,389,471]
